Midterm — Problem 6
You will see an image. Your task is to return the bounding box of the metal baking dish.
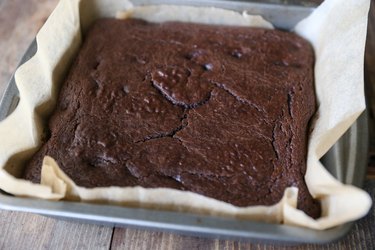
[0,0,369,244]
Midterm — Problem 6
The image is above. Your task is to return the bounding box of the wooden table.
[0,0,374,249]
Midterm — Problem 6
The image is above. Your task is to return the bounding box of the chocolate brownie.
[23,18,320,218]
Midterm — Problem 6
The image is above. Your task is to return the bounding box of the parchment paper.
[0,0,371,229]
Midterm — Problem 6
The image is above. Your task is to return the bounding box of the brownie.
[23,18,320,218]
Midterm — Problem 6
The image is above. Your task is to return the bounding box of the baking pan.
[0,0,369,244]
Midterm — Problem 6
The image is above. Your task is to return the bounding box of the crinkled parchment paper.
[0,0,371,229]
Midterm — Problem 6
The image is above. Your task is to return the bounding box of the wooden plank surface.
[0,0,56,96]
[0,0,374,249]
[0,211,113,250]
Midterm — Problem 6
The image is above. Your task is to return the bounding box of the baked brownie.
[23,18,320,218]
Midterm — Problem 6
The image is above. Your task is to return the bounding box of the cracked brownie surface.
[23,18,320,218]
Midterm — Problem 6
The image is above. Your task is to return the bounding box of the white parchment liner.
[0,0,372,229]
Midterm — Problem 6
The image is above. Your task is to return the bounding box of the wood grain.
[0,211,113,250]
[111,228,218,250]
[0,0,374,249]
[0,0,57,96]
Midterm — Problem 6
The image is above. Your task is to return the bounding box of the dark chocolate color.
[23,19,320,218]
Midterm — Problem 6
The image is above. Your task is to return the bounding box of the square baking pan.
[0,0,369,244]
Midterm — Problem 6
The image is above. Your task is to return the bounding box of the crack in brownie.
[23,18,320,218]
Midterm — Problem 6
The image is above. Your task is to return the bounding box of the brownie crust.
[23,19,320,218]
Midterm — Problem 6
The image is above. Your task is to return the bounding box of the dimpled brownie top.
[23,18,320,218]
